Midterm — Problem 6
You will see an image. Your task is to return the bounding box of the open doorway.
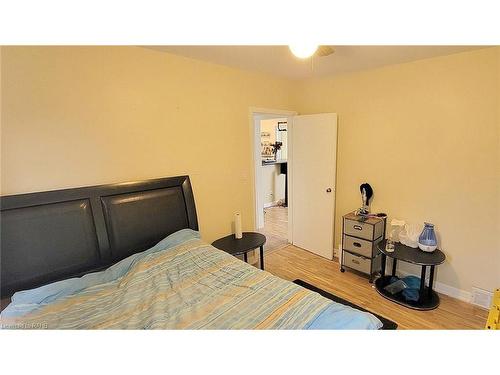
[260,117,288,253]
[252,109,338,261]
[252,110,294,254]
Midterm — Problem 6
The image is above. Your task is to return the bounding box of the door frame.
[249,107,297,243]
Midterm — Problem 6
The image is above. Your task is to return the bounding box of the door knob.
[326,188,332,193]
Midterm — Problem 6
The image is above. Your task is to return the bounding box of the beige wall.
[293,47,500,293]
[1,46,499,295]
[497,47,500,241]
[0,46,295,243]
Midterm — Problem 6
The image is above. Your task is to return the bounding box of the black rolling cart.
[375,240,446,310]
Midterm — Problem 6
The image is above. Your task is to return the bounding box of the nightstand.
[375,240,445,310]
[340,211,386,283]
[212,232,266,270]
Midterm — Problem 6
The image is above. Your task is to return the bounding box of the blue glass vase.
[418,222,437,252]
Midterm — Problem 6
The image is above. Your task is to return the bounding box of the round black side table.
[212,232,267,270]
[375,240,446,310]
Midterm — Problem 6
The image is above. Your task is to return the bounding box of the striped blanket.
[1,234,381,329]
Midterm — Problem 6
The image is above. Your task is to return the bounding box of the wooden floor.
[258,206,289,254]
[258,206,488,329]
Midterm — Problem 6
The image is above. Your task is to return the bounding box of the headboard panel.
[0,175,198,298]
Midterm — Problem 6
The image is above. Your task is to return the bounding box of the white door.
[291,113,337,259]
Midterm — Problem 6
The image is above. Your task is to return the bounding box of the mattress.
[1,229,382,329]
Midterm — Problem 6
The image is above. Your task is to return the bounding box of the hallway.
[259,206,288,254]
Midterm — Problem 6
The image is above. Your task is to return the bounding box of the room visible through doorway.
[256,116,289,254]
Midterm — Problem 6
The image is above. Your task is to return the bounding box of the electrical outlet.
[471,287,493,308]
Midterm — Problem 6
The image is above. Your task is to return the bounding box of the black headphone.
[360,183,373,204]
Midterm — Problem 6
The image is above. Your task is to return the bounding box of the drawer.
[343,235,373,258]
[344,218,383,240]
[343,252,372,274]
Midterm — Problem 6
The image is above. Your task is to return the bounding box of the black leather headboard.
[0,175,198,298]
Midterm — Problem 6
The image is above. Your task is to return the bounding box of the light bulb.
[289,44,318,59]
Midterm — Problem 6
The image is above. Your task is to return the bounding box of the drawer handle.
[351,259,360,265]
[353,242,362,247]
[353,225,363,230]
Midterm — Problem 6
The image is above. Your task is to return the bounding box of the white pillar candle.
[234,213,242,239]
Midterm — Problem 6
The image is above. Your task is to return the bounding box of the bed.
[0,176,382,329]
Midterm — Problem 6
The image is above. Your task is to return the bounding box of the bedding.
[1,230,382,329]
[3,229,200,312]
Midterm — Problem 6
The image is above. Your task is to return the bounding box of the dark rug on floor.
[293,279,398,330]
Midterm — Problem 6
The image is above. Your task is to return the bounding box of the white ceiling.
[144,45,488,80]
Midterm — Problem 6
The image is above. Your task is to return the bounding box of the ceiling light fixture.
[289,44,318,59]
